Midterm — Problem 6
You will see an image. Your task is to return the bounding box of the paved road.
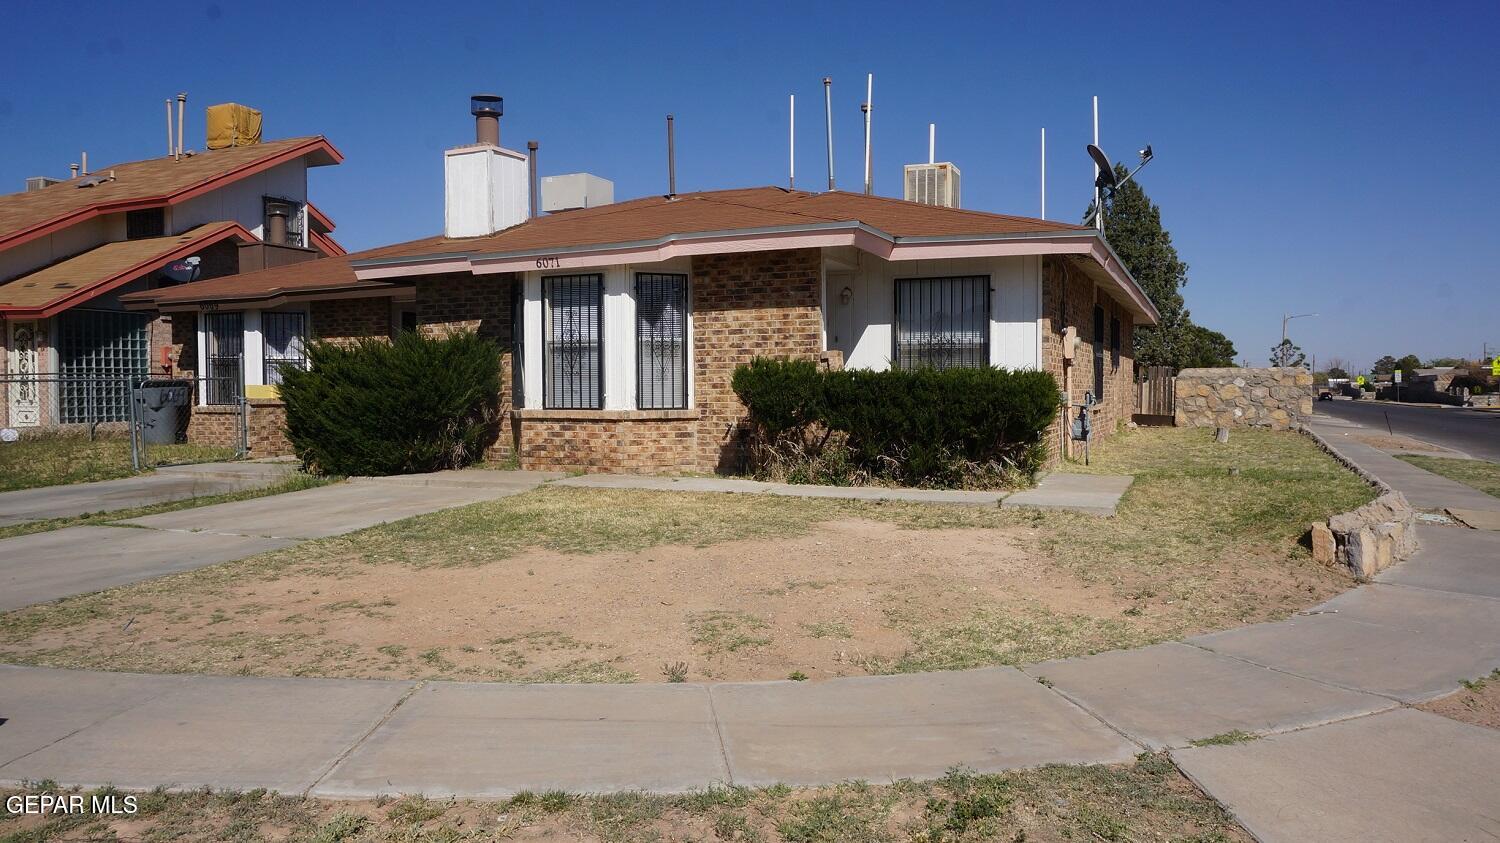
[1315,399,1500,461]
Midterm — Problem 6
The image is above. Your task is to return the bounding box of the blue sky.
[4,0,1496,371]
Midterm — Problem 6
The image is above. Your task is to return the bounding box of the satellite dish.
[1086,144,1116,188]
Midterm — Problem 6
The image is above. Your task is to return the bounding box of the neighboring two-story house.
[0,107,341,429]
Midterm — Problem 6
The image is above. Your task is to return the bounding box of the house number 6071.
[535,256,561,269]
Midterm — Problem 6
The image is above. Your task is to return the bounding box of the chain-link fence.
[0,373,246,477]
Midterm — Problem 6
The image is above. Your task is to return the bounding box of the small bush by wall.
[731,359,1059,488]
[279,331,501,476]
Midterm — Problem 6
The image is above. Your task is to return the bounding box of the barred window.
[635,273,688,409]
[56,309,149,423]
[1109,315,1121,366]
[203,312,244,405]
[543,274,603,409]
[893,276,990,370]
[125,208,165,240]
[262,312,307,386]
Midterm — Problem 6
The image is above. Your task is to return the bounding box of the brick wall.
[1040,256,1137,464]
[415,272,515,460]
[516,411,699,473]
[311,297,390,347]
[690,248,823,473]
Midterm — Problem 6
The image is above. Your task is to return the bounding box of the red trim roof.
[0,221,256,318]
[0,137,342,253]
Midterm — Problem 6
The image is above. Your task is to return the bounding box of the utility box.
[542,173,614,213]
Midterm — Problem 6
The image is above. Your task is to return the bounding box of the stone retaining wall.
[1302,427,1421,580]
[1174,367,1313,430]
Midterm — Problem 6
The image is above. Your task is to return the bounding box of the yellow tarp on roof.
[206,103,263,150]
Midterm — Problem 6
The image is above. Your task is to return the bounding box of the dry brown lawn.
[0,427,1374,683]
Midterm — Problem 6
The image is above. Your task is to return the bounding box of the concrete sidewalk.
[0,460,296,527]
[0,470,560,609]
[1309,417,1500,513]
[554,473,1009,506]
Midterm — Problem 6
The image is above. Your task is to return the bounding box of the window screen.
[56,309,149,422]
[125,208,165,240]
[1109,315,1121,366]
[543,274,603,409]
[893,276,990,370]
[262,312,306,386]
[203,312,244,405]
[635,273,688,409]
[1093,304,1106,401]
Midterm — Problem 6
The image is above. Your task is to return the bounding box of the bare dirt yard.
[0,755,1250,842]
[1419,669,1500,730]
[0,427,1374,684]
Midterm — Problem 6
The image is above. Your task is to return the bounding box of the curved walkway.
[2,424,1499,841]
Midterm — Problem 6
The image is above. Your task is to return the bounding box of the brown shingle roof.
[133,187,1091,307]
[129,235,441,307]
[0,137,341,250]
[365,187,1086,262]
[0,222,252,316]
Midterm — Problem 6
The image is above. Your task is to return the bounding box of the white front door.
[7,320,42,426]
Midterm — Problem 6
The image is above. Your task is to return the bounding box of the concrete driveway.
[0,470,559,609]
[0,461,296,527]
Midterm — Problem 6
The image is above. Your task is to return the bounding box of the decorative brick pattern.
[690,248,823,473]
[1040,256,1137,465]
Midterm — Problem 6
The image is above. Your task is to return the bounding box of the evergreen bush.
[278,331,501,476]
[732,359,1059,488]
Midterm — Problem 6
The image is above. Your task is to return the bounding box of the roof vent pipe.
[823,77,835,191]
[666,114,677,199]
[471,95,502,146]
[176,93,186,160]
[527,140,539,218]
[166,99,175,156]
[69,163,79,178]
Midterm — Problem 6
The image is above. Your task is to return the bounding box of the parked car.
[1318,390,1334,401]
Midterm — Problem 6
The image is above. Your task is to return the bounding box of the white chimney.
[444,95,529,238]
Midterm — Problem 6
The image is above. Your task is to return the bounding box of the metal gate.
[1135,366,1176,421]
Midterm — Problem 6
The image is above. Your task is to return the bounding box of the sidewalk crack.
[303,680,426,797]
[703,684,736,787]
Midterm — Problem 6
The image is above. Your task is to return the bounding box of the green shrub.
[732,359,1059,489]
[279,331,501,476]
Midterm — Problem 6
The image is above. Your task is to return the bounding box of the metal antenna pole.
[1093,96,1103,233]
[823,77,835,191]
[1040,128,1047,219]
[789,94,795,190]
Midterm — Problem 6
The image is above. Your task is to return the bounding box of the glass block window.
[262,312,306,386]
[203,312,244,405]
[893,276,990,370]
[543,274,603,410]
[56,309,149,423]
[635,273,688,409]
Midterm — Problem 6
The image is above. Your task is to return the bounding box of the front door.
[827,271,857,364]
[7,320,42,426]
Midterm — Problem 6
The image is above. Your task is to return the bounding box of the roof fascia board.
[0,138,342,253]
[149,281,413,312]
[2,223,256,318]
[1088,237,1161,324]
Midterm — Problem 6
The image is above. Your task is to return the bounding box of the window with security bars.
[635,273,688,409]
[262,312,307,385]
[893,276,990,370]
[125,208,165,240]
[56,309,149,423]
[543,274,603,409]
[204,312,244,405]
[1110,315,1121,367]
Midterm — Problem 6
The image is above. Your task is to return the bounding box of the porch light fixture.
[841,286,853,304]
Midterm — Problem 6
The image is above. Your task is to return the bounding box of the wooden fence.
[1135,366,1176,420]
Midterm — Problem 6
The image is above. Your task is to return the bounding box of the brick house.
[123,104,1156,473]
[0,104,342,431]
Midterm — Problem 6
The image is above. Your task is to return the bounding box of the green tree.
[1396,354,1422,378]
[1372,355,1398,375]
[1179,323,1238,368]
[1270,338,1307,368]
[1092,163,1234,371]
[1326,365,1350,380]
[1426,357,1464,367]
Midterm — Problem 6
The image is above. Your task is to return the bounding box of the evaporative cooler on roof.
[903,162,962,208]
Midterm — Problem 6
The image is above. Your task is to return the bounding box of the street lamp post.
[1280,312,1318,367]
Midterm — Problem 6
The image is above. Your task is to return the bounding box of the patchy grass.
[1419,668,1500,731]
[0,473,336,541]
[1190,730,1259,747]
[0,428,1373,683]
[0,755,1248,841]
[1397,454,1500,499]
[0,432,235,492]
